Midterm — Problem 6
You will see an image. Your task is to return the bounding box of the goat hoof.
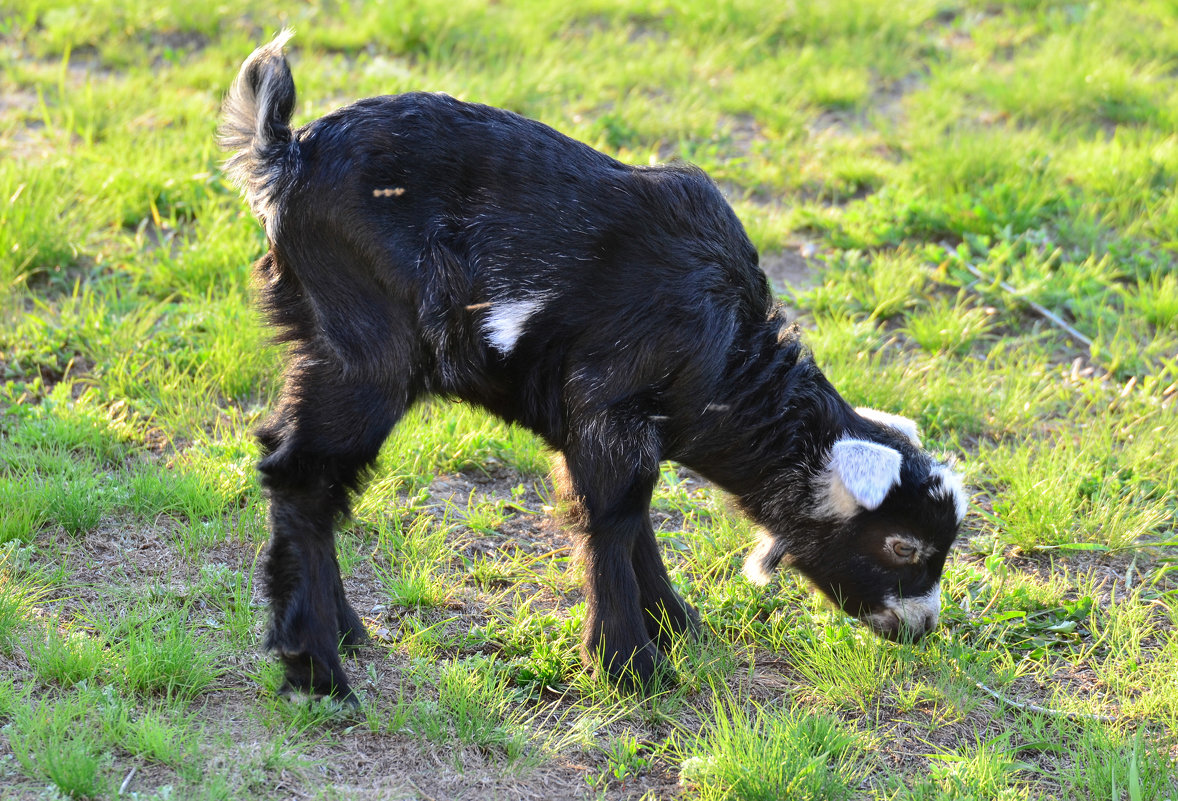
[337,601,368,653]
[276,676,360,707]
[600,641,678,693]
[645,598,701,650]
[276,652,354,702]
[339,625,368,653]
[277,681,362,711]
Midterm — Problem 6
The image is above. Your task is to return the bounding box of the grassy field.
[2,0,1177,798]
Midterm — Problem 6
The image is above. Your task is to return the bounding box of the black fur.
[221,33,964,700]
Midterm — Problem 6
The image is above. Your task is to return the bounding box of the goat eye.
[890,541,917,560]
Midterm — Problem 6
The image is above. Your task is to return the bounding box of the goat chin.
[222,31,966,701]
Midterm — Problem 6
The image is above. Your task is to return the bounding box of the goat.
[220,31,967,701]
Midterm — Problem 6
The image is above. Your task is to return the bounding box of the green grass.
[27,621,108,687]
[1,0,1176,798]
[7,691,110,799]
[679,696,867,800]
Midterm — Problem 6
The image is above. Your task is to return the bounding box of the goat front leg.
[633,522,700,650]
[563,419,675,690]
[257,353,412,702]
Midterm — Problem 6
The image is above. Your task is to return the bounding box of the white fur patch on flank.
[855,406,922,446]
[930,464,969,524]
[482,296,548,355]
[821,438,903,515]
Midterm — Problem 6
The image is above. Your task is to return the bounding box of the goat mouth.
[863,609,931,642]
[861,587,942,642]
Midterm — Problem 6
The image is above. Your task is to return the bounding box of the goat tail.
[219,29,297,222]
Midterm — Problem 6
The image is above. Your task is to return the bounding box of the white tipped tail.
[219,29,297,228]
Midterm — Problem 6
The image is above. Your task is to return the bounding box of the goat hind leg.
[258,366,410,701]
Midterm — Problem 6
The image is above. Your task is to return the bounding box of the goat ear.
[855,406,921,447]
[827,438,903,512]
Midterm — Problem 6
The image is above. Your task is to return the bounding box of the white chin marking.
[930,464,969,524]
[482,296,548,355]
[868,586,942,635]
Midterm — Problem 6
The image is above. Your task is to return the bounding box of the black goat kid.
[221,32,967,701]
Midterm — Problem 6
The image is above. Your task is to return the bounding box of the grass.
[679,696,867,800]
[0,0,1176,798]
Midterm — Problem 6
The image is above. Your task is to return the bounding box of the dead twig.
[937,242,1094,349]
[408,778,440,801]
[971,677,1118,723]
[118,766,137,795]
[961,262,1093,348]
[954,660,1119,724]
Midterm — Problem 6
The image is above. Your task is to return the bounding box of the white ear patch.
[855,407,922,447]
[826,438,903,513]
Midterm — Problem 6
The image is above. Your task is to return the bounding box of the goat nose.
[898,609,939,641]
[883,602,939,642]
